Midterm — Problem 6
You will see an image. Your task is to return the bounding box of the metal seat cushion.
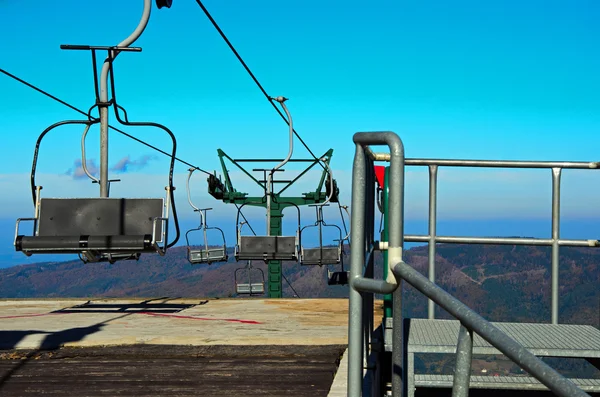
[188,246,228,263]
[236,283,265,294]
[17,198,163,252]
[301,246,340,265]
[237,236,297,260]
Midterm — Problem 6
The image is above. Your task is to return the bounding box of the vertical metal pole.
[452,324,473,397]
[382,167,393,319]
[364,156,375,369]
[390,142,406,397]
[100,108,109,197]
[428,165,438,320]
[348,144,366,397]
[97,0,152,197]
[551,167,562,324]
[318,207,324,263]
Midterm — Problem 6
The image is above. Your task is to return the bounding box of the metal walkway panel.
[407,319,600,357]
[414,374,600,392]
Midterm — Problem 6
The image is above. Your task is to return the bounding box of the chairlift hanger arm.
[29,120,98,205]
[107,61,179,249]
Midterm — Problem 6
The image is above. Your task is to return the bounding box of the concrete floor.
[0,298,356,396]
[0,298,351,350]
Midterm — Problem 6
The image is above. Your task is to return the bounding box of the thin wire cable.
[193,0,324,169]
[282,272,301,298]
[2,67,260,249]
[0,67,211,176]
[235,203,257,236]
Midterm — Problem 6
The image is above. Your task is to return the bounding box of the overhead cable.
[193,0,325,169]
[0,67,211,176]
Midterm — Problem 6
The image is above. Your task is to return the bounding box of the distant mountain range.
[0,244,598,327]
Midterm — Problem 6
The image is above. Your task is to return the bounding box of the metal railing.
[347,131,597,397]
[402,158,600,323]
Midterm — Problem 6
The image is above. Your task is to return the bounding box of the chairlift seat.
[301,246,341,265]
[236,235,298,261]
[236,282,265,295]
[15,198,164,258]
[327,270,349,285]
[188,246,228,264]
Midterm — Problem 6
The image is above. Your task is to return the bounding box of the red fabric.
[374,165,385,188]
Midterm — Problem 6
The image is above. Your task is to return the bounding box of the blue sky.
[1,0,599,266]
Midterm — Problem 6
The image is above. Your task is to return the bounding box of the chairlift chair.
[300,205,343,266]
[234,202,301,262]
[327,266,349,285]
[14,1,178,264]
[234,262,265,296]
[185,169,228,264]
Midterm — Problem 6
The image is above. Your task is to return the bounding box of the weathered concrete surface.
[0,345,346,397]
[0,298,351,349]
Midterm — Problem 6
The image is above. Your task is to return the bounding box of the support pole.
[551,167,562,324]
[428,164,438,319]
[268,203,283,298]
[98,0,152,197]
[452,324,473,397]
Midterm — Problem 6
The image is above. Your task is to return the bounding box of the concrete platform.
[0,298,354,396]
[0,345,346,396]
[0,298,350,350]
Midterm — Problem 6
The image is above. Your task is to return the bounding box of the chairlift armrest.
[14,218,38,246]
[152,217,169,255]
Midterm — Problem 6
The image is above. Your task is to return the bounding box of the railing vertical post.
[363,155,375,369]
[428,165,438,320]
[390,146,406,397]
[452,324,473,397]
[551,167,562,325]
[348,144,367,397]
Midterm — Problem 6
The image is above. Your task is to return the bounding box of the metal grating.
[407,319,600,357]
[415,374,600,391]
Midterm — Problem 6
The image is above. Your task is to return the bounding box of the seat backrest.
[37,198,163,237]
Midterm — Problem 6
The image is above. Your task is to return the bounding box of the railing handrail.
[405,158,599,169]
[379,154,600,323]
[391,259,591,397]
[349,132,598,397]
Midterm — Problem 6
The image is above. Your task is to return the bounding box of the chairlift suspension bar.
[96,0,152,197]
[267,97,293,236]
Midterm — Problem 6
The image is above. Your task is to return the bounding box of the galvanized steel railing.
[348,131,597,397]
[402,158,599,323]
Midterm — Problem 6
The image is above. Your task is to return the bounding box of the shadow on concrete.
[0,314,122,390]
[0,298,209,390]
[50,298,204,314]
